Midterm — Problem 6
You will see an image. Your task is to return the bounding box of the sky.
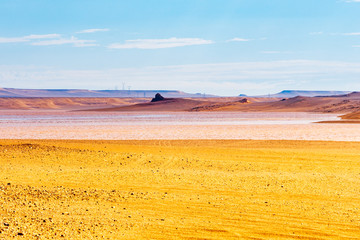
[1,0,360,96]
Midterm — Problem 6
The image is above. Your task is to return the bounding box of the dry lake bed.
[0,110,358,141]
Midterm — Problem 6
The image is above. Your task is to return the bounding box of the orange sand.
[1,140,360,239]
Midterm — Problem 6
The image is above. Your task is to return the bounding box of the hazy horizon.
[1,0,360,95]
[0,87,354,97]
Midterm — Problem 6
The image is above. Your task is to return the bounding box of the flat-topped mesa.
[151,93,166,102]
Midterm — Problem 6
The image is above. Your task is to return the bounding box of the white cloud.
[344,0,360,2]
[0,34,60,43]
[0,37,29,43]
[261,51,281,54]
[343,32,360,36]
[31,36,97,47]
[108,37,214,49]
[24,34,61,39]
[0,33,97,47]
[260,51,293,54]
[353,45,360,47]
[309,32,323,35]
[227,38,250,42]
[77,28,110,34]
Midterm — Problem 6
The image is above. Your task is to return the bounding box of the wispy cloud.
[0,37,29,43]
[24,34,61,39]
[77,28,110,34]
[309,31,323,35]
[227,38,250,42]
[31,36,97,47]
[0,33,96,47]
[108,37,214,49]
[260,51,293,54]
[343,32,360,36]
[343,0,360,2]
[0,34,60,43]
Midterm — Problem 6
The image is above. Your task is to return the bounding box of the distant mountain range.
[252,90,351,98]
[1,88,359,115]
[0,88,353,98]
[0,88,215,98]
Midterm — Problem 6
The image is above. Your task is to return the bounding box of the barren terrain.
[90,92,360,114]
[1,93,360,239]
[0,92,359,114]
[1,140,360,239]
[0,98,150,110]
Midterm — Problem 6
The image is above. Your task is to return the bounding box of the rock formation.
[151,93,165,102]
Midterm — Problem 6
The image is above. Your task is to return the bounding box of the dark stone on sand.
[151,93,165,102]
[238,98,250,103]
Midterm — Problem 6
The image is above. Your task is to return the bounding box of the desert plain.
[1,94,360,239]
[1,139,360,239]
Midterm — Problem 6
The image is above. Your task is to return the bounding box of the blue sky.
[1,0,360,96]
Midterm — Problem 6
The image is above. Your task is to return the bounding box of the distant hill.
[93,91,360,113]
[1,90,360,113]
[0,88,216,98]
[91,98,210,112]
[254,90,351,98]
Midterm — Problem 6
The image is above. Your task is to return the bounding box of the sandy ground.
[1,140,360,239]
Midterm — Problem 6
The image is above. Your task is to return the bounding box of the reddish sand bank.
[88,92,360,113]
[0,92,359,114]
[0,97,150,110]
[341,111,360,120]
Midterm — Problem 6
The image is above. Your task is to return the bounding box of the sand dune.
[79,97,283,112]
[192,94,360,113]
[341,111,360,119]
[1,140,360,239]
[1,93,360,118]
[0,97,149,110]
[0,96,251,111]
[90,92,360,114]
[88,98,211,112]
[318,111,360,123]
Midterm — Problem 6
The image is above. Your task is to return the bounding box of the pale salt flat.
[0,110,359,141]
